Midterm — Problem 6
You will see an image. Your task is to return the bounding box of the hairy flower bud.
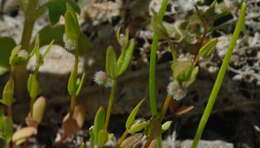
[167,82,186,101]
[94,71,112,88]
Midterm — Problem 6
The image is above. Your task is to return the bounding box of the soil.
[0,0,259,148]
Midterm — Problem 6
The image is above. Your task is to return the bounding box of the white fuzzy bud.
[94,71,112,88]
[167,82,186,101]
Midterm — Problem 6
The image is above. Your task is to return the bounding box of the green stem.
[149,0,168,147]
[149,0,169,116]
[116,130,128,147]
[104,79,117,130]
[191,3,246,148]
[70,55,79,113]
[21,18,35,50]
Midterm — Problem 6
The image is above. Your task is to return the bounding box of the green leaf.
[27,73,41,99]
[9,46,29,66]
[126,99,144,129]
[75,73,86,96]
[128,121,149,134]
[182,66,199,88]
[0,79,15,106]
[38,25,65,47]
[37,25,90,56]
[97,129,108,147]
[199,39,218,58]
[64,3,80,41]
[93,107,105,143]
[0,37,16,75]
[105,46,117,78]
[117,39,135,76]
[47,0,80,25]
[171,57,195,83]
[0,115,13,142]
[67,65,78,96]
[161,121,172,132]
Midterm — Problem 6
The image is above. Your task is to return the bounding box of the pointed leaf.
[105,46,117,78]
[97,129,108,147]
[27,73,41,99]
[128,121,149,134]
[161,121,172,132]
[0,115,13,142]
[117,39,135,76]
[199,39,218,58]
[75,73,86,96]
[126,99,144,129]
[0,78,15,106]
[93,107,105,142]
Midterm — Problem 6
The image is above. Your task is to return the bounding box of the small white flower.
[94,71,112,88]
[167,82,186,101]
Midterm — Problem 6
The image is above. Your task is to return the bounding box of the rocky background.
[0,0,260,147]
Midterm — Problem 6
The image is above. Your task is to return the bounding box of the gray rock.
[174,140,234,148]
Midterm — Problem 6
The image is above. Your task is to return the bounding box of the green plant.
[148,0,169,147]
[191,2,246,148]
[90,29,135,148]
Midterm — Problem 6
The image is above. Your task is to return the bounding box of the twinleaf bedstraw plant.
[90,29,135,148]
[54,4,87,146]
[191,2,246,148]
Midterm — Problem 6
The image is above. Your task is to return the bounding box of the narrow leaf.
[105,46,117,78]
[126,99,144,129]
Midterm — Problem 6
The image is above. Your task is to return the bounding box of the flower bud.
[94,71,112,88]
[167,82,186,101]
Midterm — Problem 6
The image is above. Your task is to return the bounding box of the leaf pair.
[171,57,199,88]
[105,39,135,79]
[67,67,85,96]
[90,107,109,147]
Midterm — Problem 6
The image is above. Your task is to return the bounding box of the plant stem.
[116,130,128,147]
[70,55,79,113]
[149,0,169,116]
[149,0,168,147]
[191,3,246,148]
[104,79,117,130]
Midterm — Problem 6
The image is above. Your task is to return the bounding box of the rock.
[173,140,234,148]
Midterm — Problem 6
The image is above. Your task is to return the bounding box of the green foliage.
[0,111,13,142]
[0,38,16,75]
[198,39,218,58]
[0,79,15,107]
[161,121,172,132]
[9,46,29,66]
[46,0,80,25]
[105,46,118,79]
[91,107,106,147]
[126,99,144,129]
[192,3,247,148]
[27,74,41,99]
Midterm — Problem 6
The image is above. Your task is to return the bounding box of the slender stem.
[70,55,79,113]
[191,3,246,148]
[149,0,169,116]
[148,0,168,147]
[21,18,35,50]
[116,130,128,147]
[104,79,117,130]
